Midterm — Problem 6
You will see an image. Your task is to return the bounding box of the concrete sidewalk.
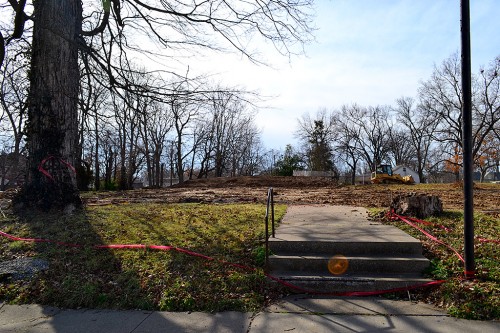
[270,205,419,244]
[1,297,499,332]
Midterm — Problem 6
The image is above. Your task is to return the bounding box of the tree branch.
[11,0,27,40]
[112,0,124,26]
[0,32,4,67]
[81,11,110,36]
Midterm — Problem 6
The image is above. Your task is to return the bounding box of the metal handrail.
[264,187,275,272]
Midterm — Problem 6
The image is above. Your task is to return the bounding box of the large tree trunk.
[15,0,82,210]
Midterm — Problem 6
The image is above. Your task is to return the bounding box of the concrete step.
[268,239,424,256]
[270,271,434,293]
[267,206,433,293]
[268,254,429,275]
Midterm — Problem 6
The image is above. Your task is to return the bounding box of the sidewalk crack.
[130,311,153,333]
[246,311,260,333]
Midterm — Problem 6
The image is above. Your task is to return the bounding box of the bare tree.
[78,65,111,190]
[473,56,500,176]
[386,127,414,166]
[394,96,438,182]
[170,93,201,184]
[227,116,263,176]
[100,127,120,190]
[475,133,499,182]
[418,54,500,179]
[0,43,28,156]
[138,99,172,188]
[331,106,362,184]
[194,120,215,179]
[113,88,145,190]
[0,39,29,189]
[211,91,239,177]
[334,105,391,171]
[2,0,314,209]
[418,54,465,178]
[193,89,260,178]
[358,105,392,170]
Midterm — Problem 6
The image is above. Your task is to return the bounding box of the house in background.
[354,165,420,185]
[393,165,420,184]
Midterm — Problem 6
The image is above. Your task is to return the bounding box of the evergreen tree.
[307,121,334,171]
[275,145,304,176]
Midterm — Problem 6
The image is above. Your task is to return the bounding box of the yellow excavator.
[371,164,415,184]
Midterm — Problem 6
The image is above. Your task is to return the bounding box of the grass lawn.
[379,210,500,320]
[2,200,499,320]
[0,203,287,312]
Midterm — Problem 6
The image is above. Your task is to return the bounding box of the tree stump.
[390,193,443,219]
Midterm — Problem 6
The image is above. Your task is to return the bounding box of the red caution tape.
[38,156,76,181]
[148,245,174,251]
[464,270,476,279]
[0,229,445,296]
[387,211,465,263]
[94,244,147,249]
[404,216,451,232]
[0,230,82,247]
[477,238,500,244]
[387,212,500,280]
[388,212,499,249]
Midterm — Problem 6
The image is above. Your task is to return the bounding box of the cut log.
[390,193,443,219]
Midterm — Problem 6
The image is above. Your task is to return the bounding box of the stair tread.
[269,254,428,260]
[269,271,432,281]
[269,239,422,243]
[267,272,435,292]
[268,240,424,256]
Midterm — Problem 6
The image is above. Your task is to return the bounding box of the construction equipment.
[371,164,415,184]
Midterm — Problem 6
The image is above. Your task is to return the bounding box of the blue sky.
[190,0,500,151]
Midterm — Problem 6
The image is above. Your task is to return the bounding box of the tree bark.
[15,0,82,210]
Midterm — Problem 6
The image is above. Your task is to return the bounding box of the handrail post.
[264,187,276,273]
[265,188,270,272]
[270,188,275,238]
[264,187,276,272]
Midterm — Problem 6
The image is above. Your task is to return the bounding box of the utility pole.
[460,0,475,279]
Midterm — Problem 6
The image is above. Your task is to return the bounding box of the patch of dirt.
[82,176,500,213]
